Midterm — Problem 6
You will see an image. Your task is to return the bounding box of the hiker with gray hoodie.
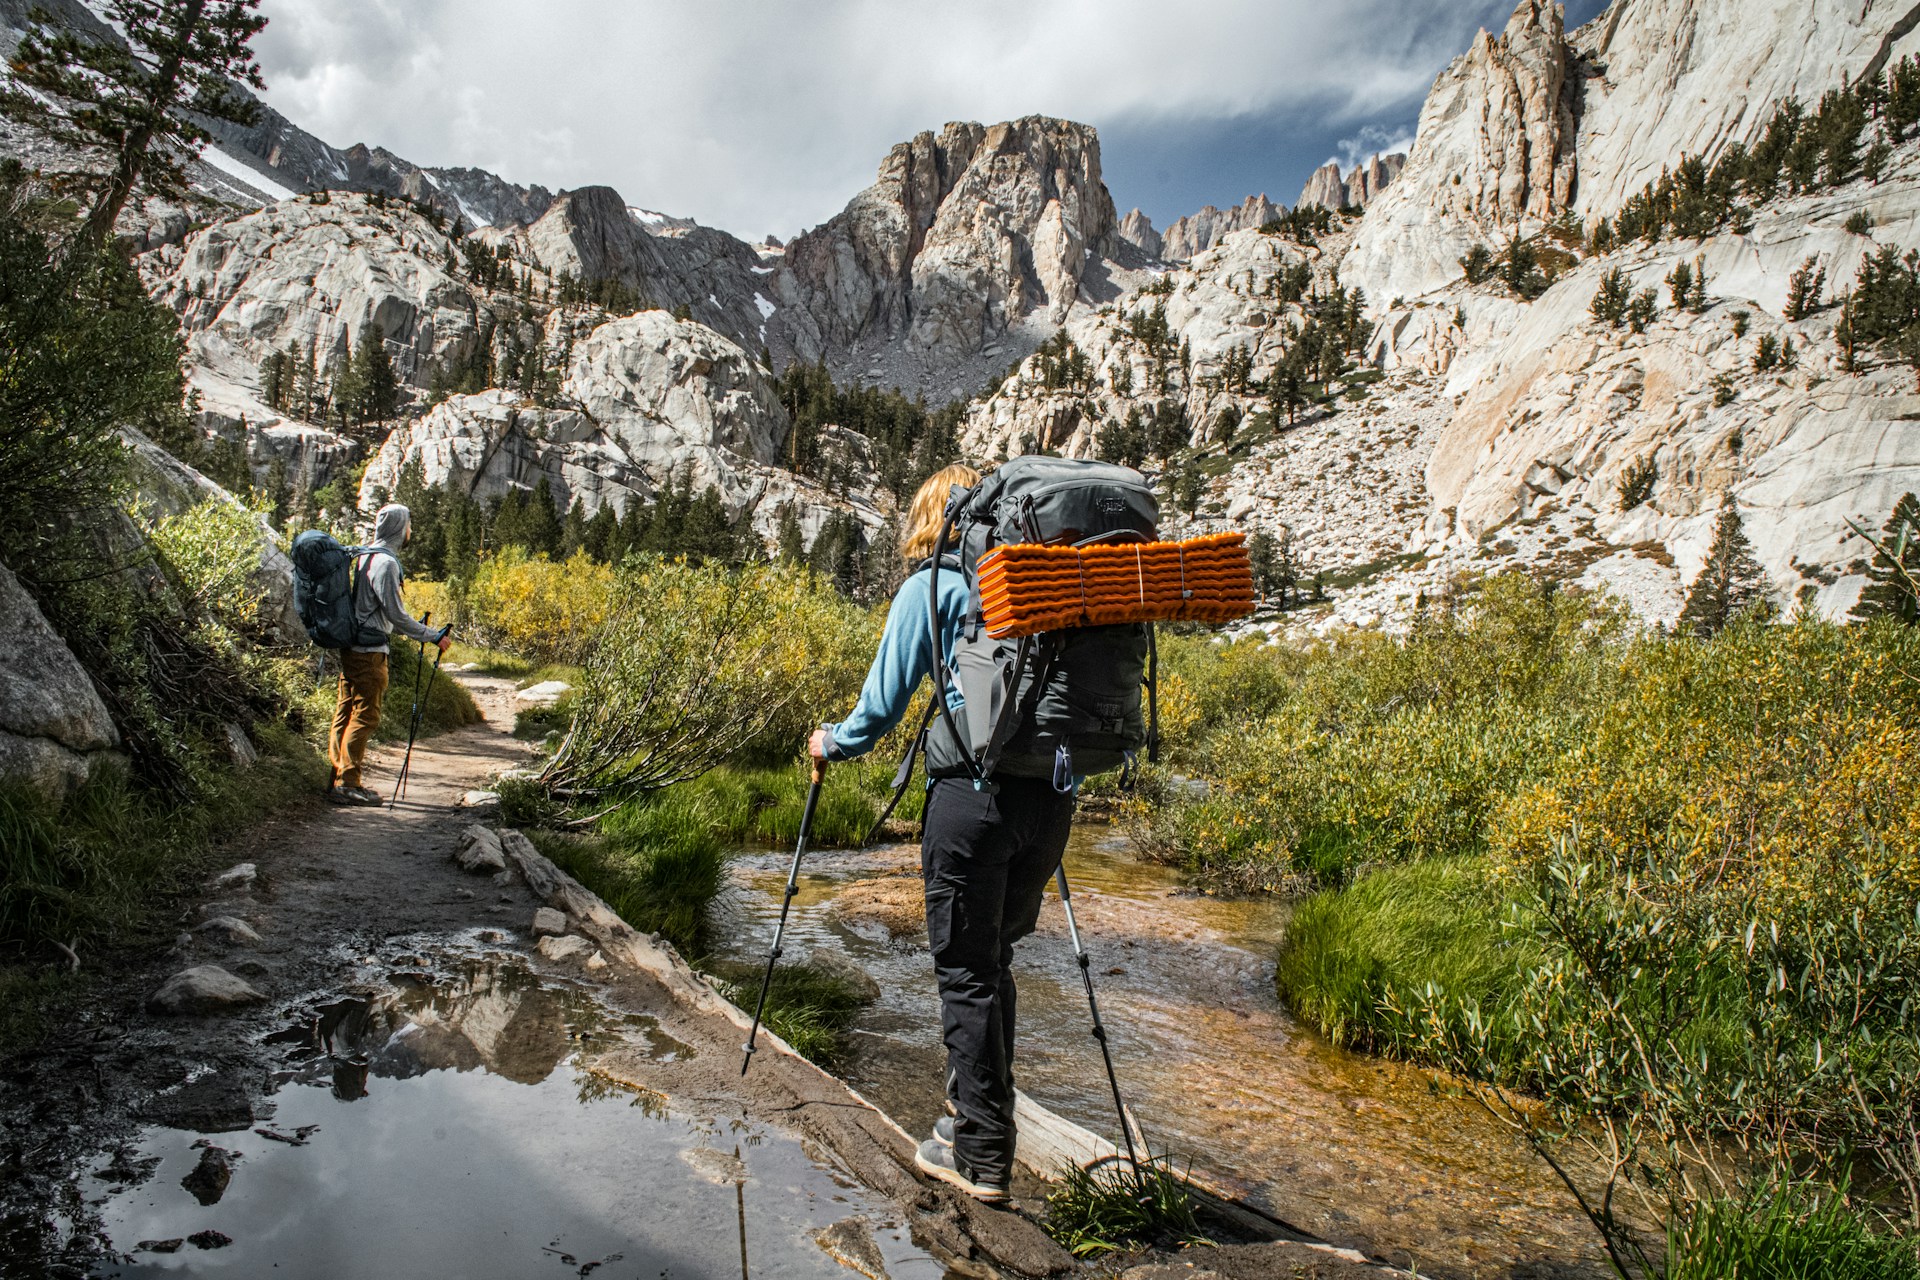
[328,503,450,806]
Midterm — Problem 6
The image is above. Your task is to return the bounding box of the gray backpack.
[885,457,1162,813]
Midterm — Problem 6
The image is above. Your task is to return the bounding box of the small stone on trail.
[211,863,256,890]
[455,888,477,901]
[148,965,265,1015]
[195,916,262,945]
[536,934,595,963]
[137,1240,185,1254]
[515,679,571,706]
[454,826,506,873]
[531,907,567,938]
[187,1230,233,1250]
[460,789,501,812]
[180,1146,234,1205]
[585,951,609,971]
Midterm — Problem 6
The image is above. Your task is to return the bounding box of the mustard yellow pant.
[328,649,388,789]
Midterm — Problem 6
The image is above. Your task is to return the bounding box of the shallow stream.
[87,957,940,1280]
[714,825,1612,1279]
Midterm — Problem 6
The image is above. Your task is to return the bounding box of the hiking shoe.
[931,1114,955,1148]
[914,1139,1007,1203]
[329,785,384,807]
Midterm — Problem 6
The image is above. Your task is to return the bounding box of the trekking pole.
[741,757,826,1075]
[1056,864,1142,1170]
[391,619,449,807]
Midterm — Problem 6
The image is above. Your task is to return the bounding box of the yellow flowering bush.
[463,547,616,664]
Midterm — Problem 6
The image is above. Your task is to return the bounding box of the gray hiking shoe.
[932,1114,954,1148]
[329,785,384,807]
[914,1139,1007,1203]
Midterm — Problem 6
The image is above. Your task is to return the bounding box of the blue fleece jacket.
[821,565,970,760]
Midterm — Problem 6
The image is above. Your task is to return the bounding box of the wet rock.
[831,876,926,939]
[815,1216,890,1279]
[454,825,507,874]
[531,907,567,938]
[211,862,256,890]
[195,916,262,946]
[180,1146,235,1206]
[92,1148,160,1185]
[137,1239,185,1254]
[804,948,882,1001]
[148,965,266,1015]
[535,933,594,963]
[140,1075,254,1133]
[187,1230,233,1250]
[230,959,271,980]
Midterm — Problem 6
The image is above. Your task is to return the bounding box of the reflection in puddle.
[92,960,940,1280]
[716,826,1613,1278]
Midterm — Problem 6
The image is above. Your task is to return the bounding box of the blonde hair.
[902,463,981,563]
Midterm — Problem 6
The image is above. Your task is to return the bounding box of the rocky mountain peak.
[1343,0,1578,304]
[1296,153,1405,211]
[769,115,1134,382]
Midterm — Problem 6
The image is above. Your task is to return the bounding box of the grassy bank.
[0,724,328,1049]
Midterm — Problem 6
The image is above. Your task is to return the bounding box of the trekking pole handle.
[810,757,827,786]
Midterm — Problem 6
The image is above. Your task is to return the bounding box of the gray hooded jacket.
[350,504,440,654]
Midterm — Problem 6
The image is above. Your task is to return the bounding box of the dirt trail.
[0,678,1087,1278]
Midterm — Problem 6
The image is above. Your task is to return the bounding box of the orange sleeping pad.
[976,531,1257,638]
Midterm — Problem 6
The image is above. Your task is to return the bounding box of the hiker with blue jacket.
[808,463,1079,1203]
[327,502,450,806]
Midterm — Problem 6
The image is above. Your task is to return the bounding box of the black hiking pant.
[921,775,1077,1186]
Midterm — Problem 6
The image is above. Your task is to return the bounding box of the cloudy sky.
[252,0,1609,240]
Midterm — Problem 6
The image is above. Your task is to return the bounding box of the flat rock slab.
[148,965,265,1015]
[535,933,595,963]
[530,906,568,938]
[180,1146,235,1206]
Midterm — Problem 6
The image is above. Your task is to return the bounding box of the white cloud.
[1327,123,1419,174]
[251,0,1519,237]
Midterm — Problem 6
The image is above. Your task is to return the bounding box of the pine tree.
[354,321,400,424]
[524,476,563,556]
[1851,492,1920,624]
[1,1,269,248]
[583,505,620,563]
[1679,498,1771,637]
[775,503,807,565]
[559,497,589,559]
[445,492,480,582]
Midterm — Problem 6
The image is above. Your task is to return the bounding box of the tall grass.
[1042,1156,1211,1258]
[1665,1183,1919,1280]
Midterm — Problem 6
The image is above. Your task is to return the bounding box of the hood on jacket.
[374,503,411,547]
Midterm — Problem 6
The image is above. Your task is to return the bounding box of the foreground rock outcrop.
[0,563,120,796]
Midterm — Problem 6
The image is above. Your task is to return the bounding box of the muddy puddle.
[715,826,1612,1279]
[86,958,942,1280]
